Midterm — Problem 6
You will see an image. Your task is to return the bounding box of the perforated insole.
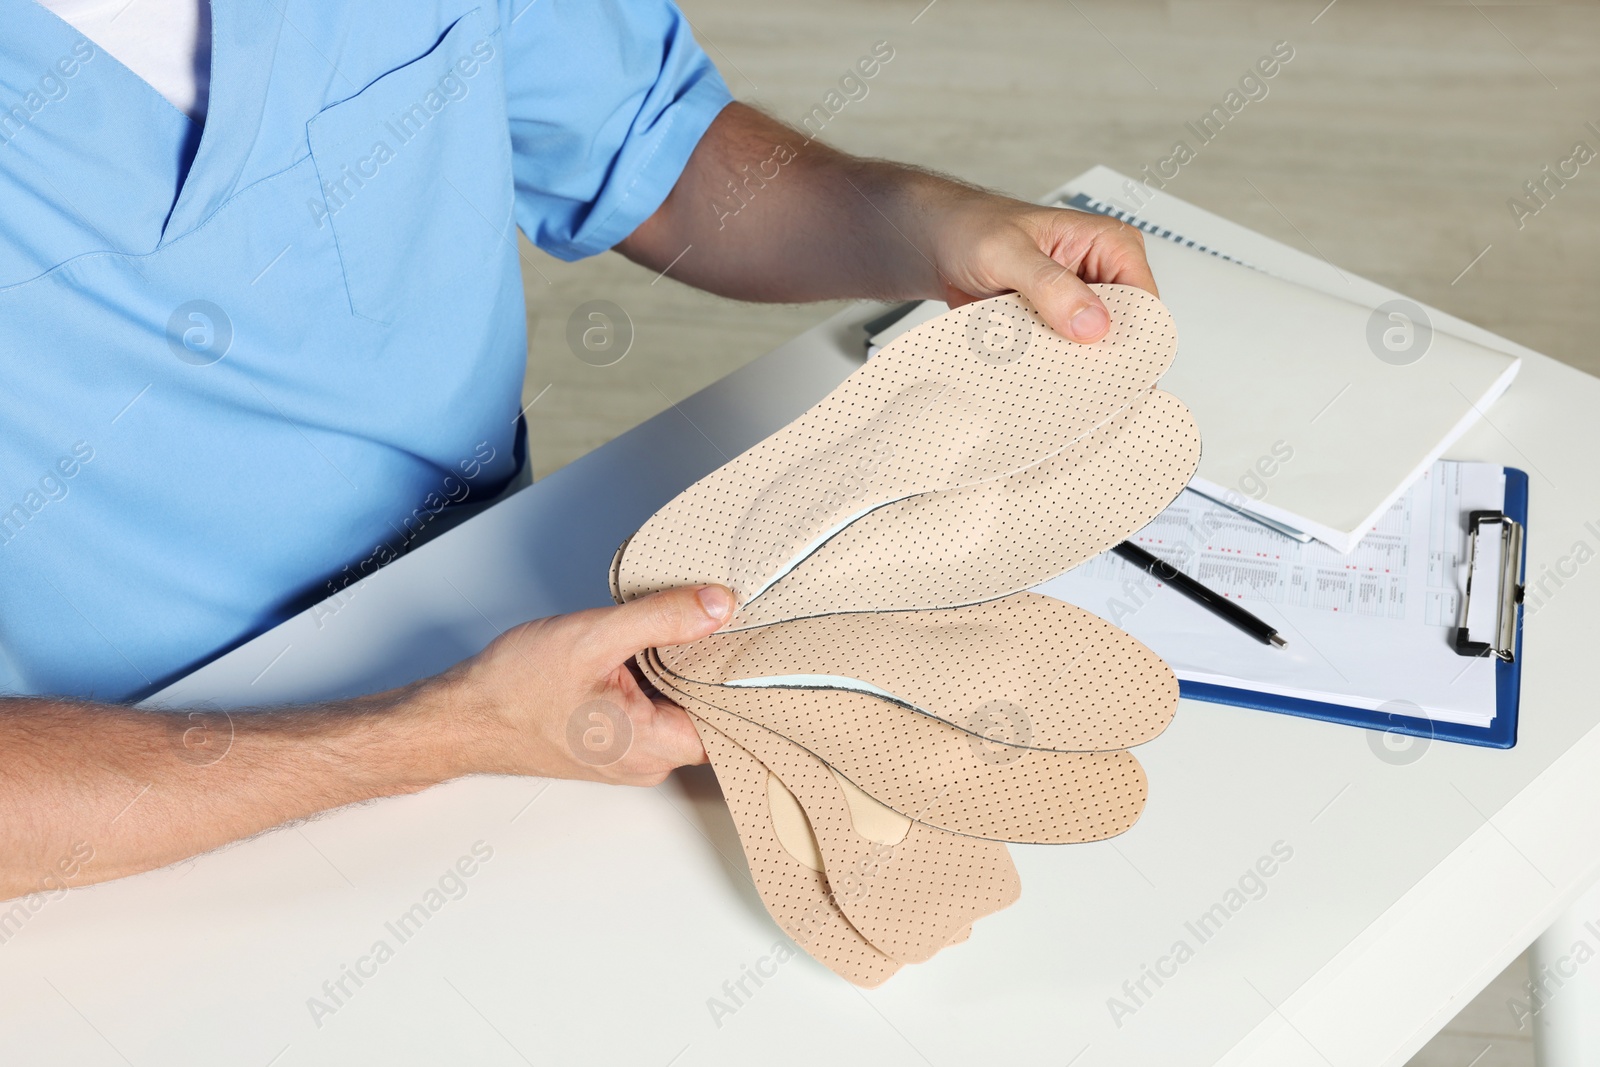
[760,755,976,954]
[650,653,1148,845]
[658,592,1179,753]
[618,390,1198,632]
[730,390,1197,628]
[617,288,1177,604]
[683,672,1019,963]
[693,720,902,987]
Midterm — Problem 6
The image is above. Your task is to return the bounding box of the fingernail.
[697,585,733,620]
[1068,304,1109,342]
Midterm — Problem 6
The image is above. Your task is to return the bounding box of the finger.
[587,584,733,666]
[645,696,709,767]
[1078,218,1159,296]
[997,245,1110,343]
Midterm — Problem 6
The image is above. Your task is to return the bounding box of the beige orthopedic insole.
[694,720,904,986]
[648,651,1148,845]
[644,659,1020,962]
[621,389,1200,632]
[658,592,1179,752]
[618,290,1193,985]
[617,287,1177,605]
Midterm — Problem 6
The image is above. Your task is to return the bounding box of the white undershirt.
[40,0,210,121]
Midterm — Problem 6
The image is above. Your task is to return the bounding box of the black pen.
[1111,541,1287,648]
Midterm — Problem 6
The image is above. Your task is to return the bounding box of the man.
[0,0,1154,899]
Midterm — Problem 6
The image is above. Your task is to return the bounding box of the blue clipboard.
[1177,468,1528,750]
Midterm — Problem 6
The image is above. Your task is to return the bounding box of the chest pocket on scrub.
[305,8,512,326]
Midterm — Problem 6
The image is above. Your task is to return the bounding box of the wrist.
[853,160,996,300]
[381,668,496,783]
[406,657,552,781]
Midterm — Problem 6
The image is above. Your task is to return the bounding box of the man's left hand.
[918,191,1159,343]
[620,102,1159,347]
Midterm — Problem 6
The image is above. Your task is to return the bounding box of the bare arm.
[0,584,733,901]
[618,102,1157,342]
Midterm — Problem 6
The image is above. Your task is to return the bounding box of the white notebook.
[1143,239,1520,552]
[1035,461,1505,727]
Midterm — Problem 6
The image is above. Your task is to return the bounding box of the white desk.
[5,172,1598,1067]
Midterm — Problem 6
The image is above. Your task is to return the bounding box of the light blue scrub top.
[0,0,732,700]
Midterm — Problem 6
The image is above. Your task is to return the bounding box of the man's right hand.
[439,584,733,786]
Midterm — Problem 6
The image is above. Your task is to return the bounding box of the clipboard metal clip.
[1454,510,1525,662]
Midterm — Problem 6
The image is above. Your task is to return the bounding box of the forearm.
[619,102,985,304]
[0,585,736,903]
[0,682,474,900]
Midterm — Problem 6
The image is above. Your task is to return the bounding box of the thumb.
[999,246,1110,344]
[591,585,733,664]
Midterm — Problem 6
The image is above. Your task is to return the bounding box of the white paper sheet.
[1463,523,1504,647]
[1036,461,1506,727]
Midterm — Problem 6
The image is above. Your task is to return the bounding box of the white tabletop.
[6,170,1598,1067]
